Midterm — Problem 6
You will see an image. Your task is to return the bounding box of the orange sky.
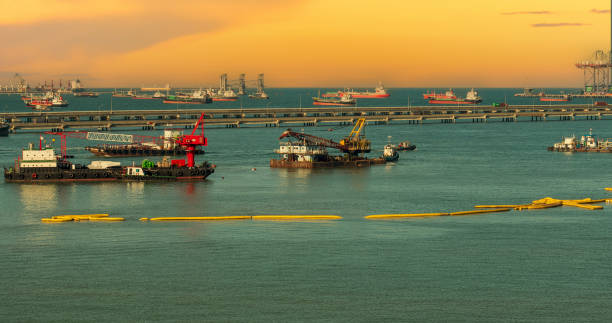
[0,0,609,87]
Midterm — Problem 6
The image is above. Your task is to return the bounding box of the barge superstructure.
[548,129,612,152]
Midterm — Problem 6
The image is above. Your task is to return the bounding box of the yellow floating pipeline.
[139,218,149,221]
[605,188,612,191]
[41,218,73,223]
[515,202,563,210]
[564,198,606,204]
[365,213,449,219]
[252,215,342,220]
[450,208,511,216]
[149,216,252,221]
[475,205,527,209]
[53,214,109,220]
[88,217,125,221]
[561,202,603,210]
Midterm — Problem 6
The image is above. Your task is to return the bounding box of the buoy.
[252,215,341,220]
[251,168,256,171]
[365,213,450,219]
[149,216,251,221]
[449,208,511,216]
[89,217,125,221]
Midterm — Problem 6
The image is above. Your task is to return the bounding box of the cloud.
[591,9,610,14]
[531,23,590,27]
[501,11,552,15]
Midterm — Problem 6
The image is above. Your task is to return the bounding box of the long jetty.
[0,104,610,132]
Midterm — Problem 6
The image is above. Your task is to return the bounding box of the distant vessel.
[313,94,356,106]
[540,95,570,102]
[423,89,457,100]
[428,88,481,104]
[112,89,135,97]
[210,89,239,101]
[24,93,68,107]
[73,92,98,97]
[163,90,212,104]
[323,82,390,98]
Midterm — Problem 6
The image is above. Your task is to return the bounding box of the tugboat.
[313,94,356,106]
[382,144,399,162]
[4,114,215,182]
[396,141,416,151]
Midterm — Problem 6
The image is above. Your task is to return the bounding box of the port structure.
[279,118,371,158]
[44,130,168,159]
[175,113,207,167]
[576,50,612,93]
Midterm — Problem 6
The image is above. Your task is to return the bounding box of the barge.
[4,114,215,182]
[548,129,612,152]
[270,118,390,168]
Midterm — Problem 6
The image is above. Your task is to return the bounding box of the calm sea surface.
[1,89,611,321]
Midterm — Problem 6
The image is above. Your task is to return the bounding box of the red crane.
[175,113,208,167]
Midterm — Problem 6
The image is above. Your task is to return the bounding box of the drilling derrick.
[256,74,265,94]
[219,73,228,92]
[576,50,612,93]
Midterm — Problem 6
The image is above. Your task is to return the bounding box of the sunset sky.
[0,0,609,88]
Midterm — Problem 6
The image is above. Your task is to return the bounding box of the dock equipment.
[175,113,207,167]
[44,130,167,158]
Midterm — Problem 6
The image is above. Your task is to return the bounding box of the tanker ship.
[322,82,390,98]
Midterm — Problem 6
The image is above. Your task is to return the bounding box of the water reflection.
[20,184,58,214]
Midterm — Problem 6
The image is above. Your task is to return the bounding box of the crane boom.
[279,130,344,150]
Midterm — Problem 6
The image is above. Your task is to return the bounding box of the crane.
[278,118,371,156]
[175,113,207,167]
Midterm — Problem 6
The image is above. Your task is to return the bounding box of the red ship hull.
[163,100,203,105]
[540,98,569,102]
[313,101,355,106]
[342,93,389,98]
[212,98,238,101]
[428,99,477,105]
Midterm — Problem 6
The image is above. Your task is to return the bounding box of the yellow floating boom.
[88,217,125,221]
[605,188,612,191]
[41,218,73,223]
[450,208,511,216]
[149,216,251,221]
[252,215,342,220]
[365,213,450,219]
[475,205,527,209]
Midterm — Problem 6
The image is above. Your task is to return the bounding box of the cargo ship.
[428,88,481,104]
[270,118,390,168]
[547,129,612,152]
[540,95,570,102]
[73,92,99,97]
[322,83,390,98]
[4,114,214,182]
[313,94,356,106]
[210,89,239,101]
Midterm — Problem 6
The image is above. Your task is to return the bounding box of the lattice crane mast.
[278,118,371,155]
[44,130,168,159]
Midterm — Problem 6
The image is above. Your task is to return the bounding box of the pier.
[0,104,610,132]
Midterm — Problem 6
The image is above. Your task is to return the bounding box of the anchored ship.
[428,88,481,104]
[4,114,215,182]
[313,94,356,106]
[270,118,390,168]
[323,82,390,98]
[423,89,457,100]
[540,95,570,102]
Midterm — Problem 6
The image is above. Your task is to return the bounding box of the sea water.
[1,89,611,321]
